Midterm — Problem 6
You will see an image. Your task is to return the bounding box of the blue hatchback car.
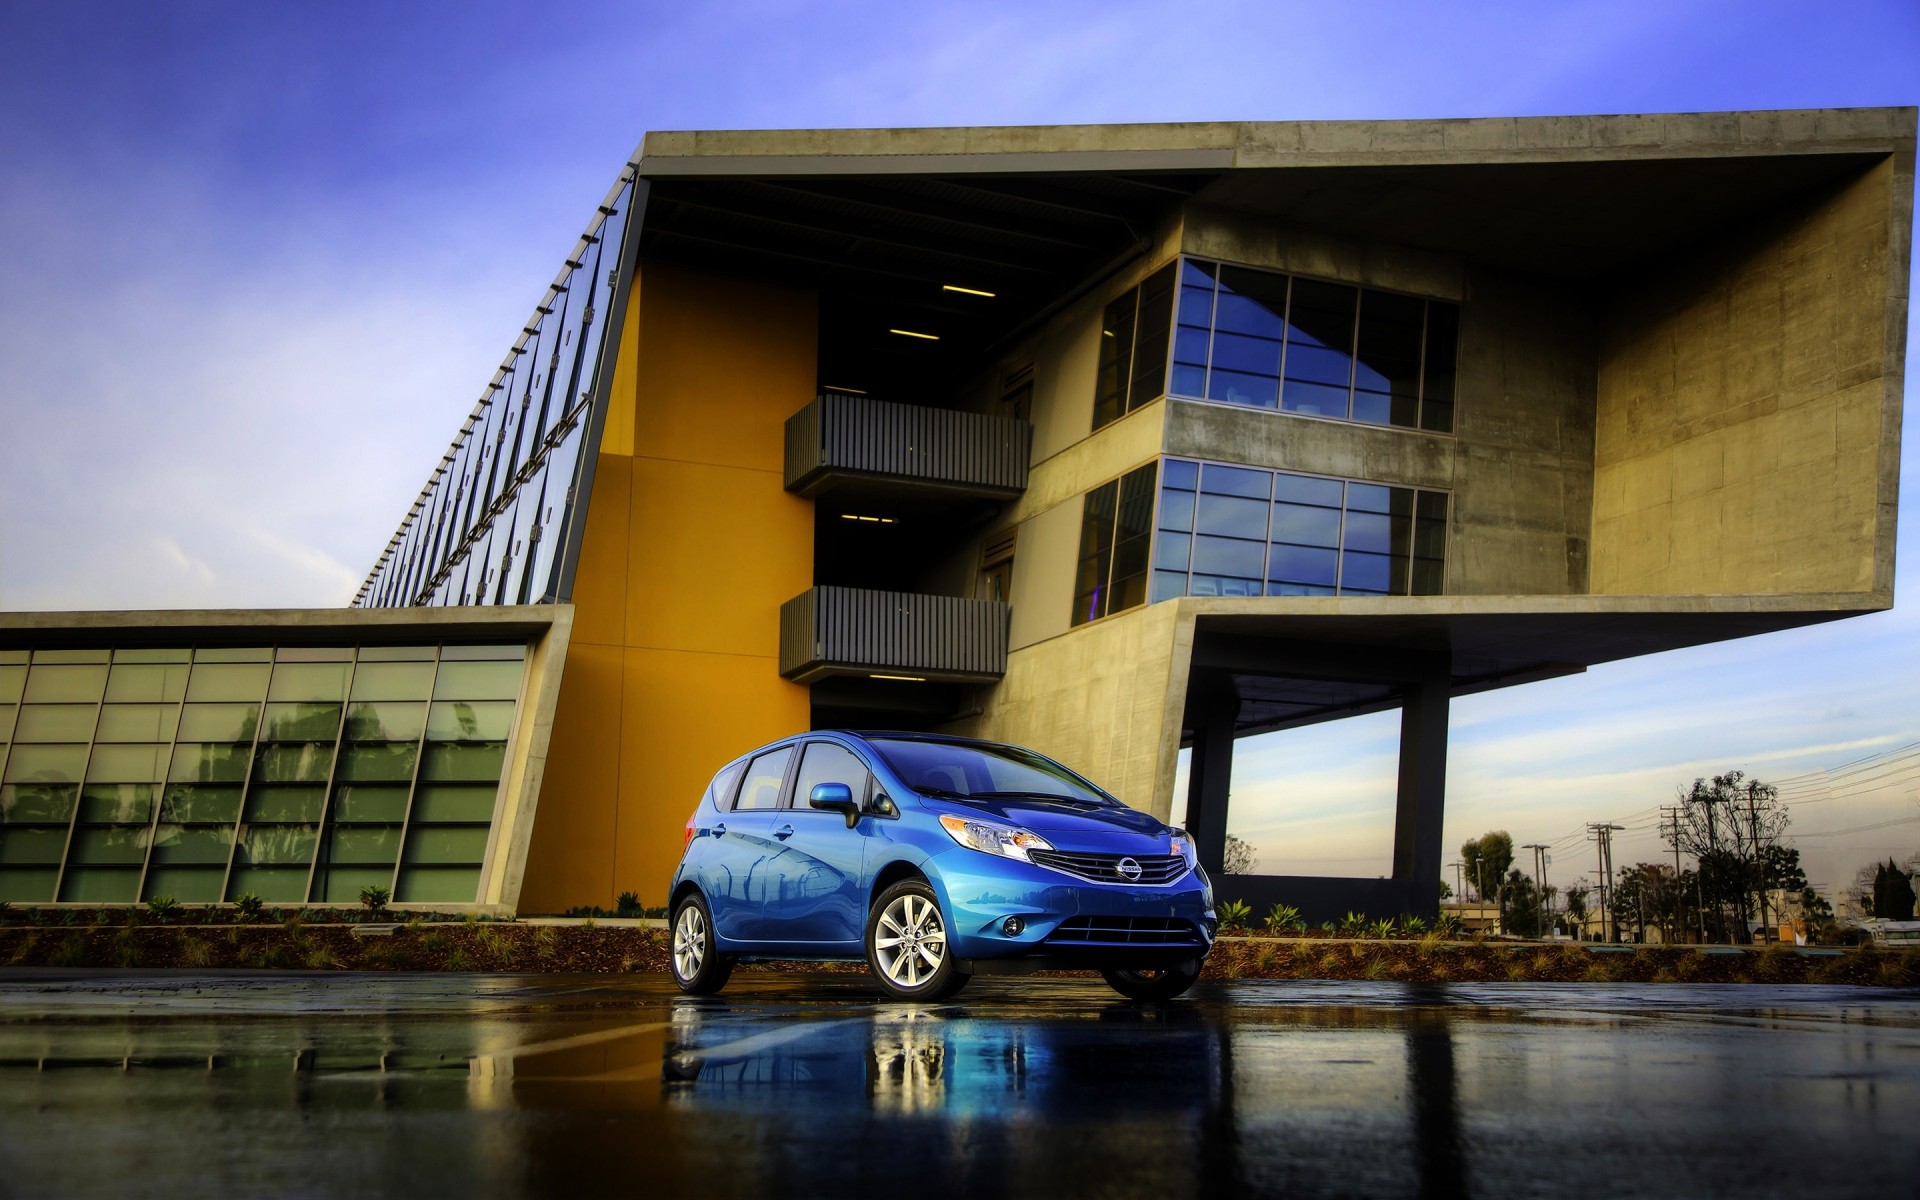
[667,732,1217,1001]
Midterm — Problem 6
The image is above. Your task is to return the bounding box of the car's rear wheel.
[670,893,734,995]
[1101,960,1202,1001]
[866,880,970,1001]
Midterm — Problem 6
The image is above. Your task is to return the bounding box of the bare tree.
[1673,771,1789,943]
[1222,834,1258,875]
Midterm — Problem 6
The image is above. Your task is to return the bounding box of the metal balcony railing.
[784,393,1031,499]
[778,586,1010,685]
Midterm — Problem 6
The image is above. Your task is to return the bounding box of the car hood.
[928,796,1171,841]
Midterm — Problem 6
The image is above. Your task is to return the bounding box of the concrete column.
[1184,679,1240,879]
[1392,671,1450,915]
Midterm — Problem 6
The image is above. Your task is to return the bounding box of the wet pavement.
[0,971,1916,1198]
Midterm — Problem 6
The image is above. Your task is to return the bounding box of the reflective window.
[1072,462,1159,626]
[0,644,529,906]
[1091,262,1178,432]
[1152,457,1448,601]
[355,174,636,609]
[1161,256,1459,433]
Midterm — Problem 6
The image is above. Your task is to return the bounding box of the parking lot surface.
[0,970,1916,1198]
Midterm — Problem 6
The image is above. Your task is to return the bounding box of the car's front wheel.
[866,880,970,1001]
[1101,960,1203,1001]
[670,893,734,994]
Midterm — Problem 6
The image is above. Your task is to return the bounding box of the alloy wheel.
[873,892,947,989]
[674,904,707,980]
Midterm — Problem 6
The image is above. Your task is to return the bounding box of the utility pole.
[1684,788,1721,943]
[1745,785,1770,944]
[1661,805,1684,944]
[1589,823,1624,942]
[1523,843,1549,938]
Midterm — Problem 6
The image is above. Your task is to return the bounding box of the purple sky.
[1,0,1916,901]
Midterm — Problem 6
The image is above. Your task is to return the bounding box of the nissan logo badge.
[1116,857,1142,881]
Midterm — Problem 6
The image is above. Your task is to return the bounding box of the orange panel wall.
[519,264,816,913]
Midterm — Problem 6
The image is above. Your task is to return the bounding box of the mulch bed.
[0,924,1914,985]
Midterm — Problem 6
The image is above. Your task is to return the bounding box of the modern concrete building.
[3,109,1911,919]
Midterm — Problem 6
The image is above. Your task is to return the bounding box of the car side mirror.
[808,782,860,828]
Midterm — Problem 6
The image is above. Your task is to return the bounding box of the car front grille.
[1026,850,1189,885]
[1045,916,1206,946]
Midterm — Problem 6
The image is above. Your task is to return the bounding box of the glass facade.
[1151,458,1448,601]
[355,169,644,609]
[1094,256,1460,435]
[0,644,527,905]
[1072,462,1158,626]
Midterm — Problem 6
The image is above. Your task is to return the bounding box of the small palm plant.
[1368,917,1398,940]
[1262,902,1304,933]
[1217,899,1253,931]
[1403,915,1428,935]
[232,893,265,920]
[146,895,181,920]
[1339,910,1369,934]
[360,884,392,916]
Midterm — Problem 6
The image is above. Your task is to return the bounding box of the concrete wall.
[521,264,816,913]
[1592,158,1902,596]
[1446,268,1598,594]
[946,599,1194,818]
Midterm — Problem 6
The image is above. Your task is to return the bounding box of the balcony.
[778,586,1010,685]
[784,393,1031,502]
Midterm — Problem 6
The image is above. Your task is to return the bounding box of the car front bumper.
[931,853,1216,964]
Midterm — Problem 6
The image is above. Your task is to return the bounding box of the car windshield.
[867,738,1113,806]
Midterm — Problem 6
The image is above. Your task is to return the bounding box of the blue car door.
[757,740,872,947]
[706,744,794,942]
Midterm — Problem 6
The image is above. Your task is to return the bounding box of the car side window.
[705,762,743,810]
[733,746,793,811]
[789,741,871,812]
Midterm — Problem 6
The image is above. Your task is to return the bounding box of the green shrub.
[1339,910,1368,933]
[1216,900,1252,930]
[616,890,643,917]
[1403,915,1428,935]
[1433,913,1464,938]
[1261,902,1303,932]
[1368,918,1398,939]
[359,884,391,915]
[233,894,264,920]
[146,895,181,920]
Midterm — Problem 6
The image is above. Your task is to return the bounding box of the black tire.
[1101,960,1203,1001]
[865,879,970,1001]
[670,893,734,995]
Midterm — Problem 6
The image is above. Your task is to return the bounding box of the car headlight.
[1169,828,1198,867]
[938,813,1053,863]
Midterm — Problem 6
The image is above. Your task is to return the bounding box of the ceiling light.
[942,285,995,297]
[889,329,939,340]
[870,674,927,682]
[839,514,895,524]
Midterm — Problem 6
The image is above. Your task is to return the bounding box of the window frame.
[1071,460,1161,627]
[1156,254,1461,435]
[1151,456,1451,601]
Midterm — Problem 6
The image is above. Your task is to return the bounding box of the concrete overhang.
[1178,592,1891,738]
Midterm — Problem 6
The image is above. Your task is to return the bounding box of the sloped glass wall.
[355,167,643,609]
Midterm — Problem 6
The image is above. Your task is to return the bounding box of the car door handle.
[712,823,726,837]
[774,824,795,840]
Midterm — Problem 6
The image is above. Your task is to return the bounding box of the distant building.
[3,110,1911,919]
